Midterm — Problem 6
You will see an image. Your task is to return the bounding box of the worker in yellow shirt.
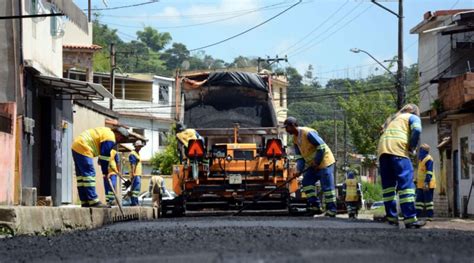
[129,140,144,206]
[415,144,436,220]
[284,117,336,217]
[342,171,362,219]
[377,104,425,228]
[71,127,129,208]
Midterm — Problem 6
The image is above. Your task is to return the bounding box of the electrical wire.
[100,2,292,30]
[277,0,350,56]
[100,1,301,19]
[289,4,373,58]
[189,0,302,52]
[87,1,159,11]
[286,1,364,56]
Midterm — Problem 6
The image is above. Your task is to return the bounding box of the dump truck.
[168,71,306,216]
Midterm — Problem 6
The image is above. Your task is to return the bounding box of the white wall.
[456,123,474,215]
[63,21,92,46]
[151,77,175,119]
[22,0,63,76]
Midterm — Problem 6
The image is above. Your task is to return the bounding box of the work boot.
[405,220,426,229]
[306,205,323,216]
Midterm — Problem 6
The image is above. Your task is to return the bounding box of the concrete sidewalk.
[0,206,157,236]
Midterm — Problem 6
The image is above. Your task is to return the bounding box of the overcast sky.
[74,0,474,81]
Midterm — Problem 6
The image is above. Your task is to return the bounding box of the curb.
[0,206,157,236]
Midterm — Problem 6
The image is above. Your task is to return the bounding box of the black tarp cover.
[205,72,268,92]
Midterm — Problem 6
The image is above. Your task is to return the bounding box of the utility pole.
[109,43,116,110]
[88,0,91,22]
[257,55,288,73]
[371,0,404,109]
[396,0,405,109]
[343,111,348,168]
[333,105,338,182]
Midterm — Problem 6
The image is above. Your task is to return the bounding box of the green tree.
[136,26,172,52]
[161,42,190,70]
[308,119,345,154]
[285,66,303,88]
[150,133,179,175]
[325,78,355,91]
[339,82,395,155]
[92,16,123,72]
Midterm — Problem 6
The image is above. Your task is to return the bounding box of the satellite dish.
[181,60,190,70]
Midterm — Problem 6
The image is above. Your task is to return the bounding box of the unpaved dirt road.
[1,216,473,263]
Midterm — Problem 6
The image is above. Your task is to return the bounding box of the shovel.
[107,177,125,217]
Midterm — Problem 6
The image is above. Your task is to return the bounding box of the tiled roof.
[424,9,473,20]
[63,44,102,50]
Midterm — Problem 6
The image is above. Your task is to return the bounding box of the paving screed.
[1,216,473,263]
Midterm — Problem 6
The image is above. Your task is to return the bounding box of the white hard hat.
[134,140,144,147]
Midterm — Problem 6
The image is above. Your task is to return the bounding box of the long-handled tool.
[233,166,312,216]
[107,177,125,217]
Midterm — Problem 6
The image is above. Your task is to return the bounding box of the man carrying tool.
[104,149,120,206]
[72,127,129,208]
[342,170,362,219]
[284,117,337,217]
[415,143,436,221]
[129,140,144,206]
[377,103,425,228]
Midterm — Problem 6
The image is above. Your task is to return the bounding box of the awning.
[35,75,114,100]
[46,0,88,34]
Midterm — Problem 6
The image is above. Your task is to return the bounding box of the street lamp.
[349,48,396,79]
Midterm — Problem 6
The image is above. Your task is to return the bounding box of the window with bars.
[159,85,169,104]
[159,131,168,146]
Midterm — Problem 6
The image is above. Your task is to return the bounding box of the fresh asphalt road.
[1,216,473,263]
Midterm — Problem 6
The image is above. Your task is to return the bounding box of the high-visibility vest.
[176,129,198,147]
[108,149,120,176]
[72,127,115,158]
[345,178,359,202]
[377,113,412,158]
[417,155,436,189]
[129,151,142,176]
[294,127,335,169]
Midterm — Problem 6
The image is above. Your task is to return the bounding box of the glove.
[124,180,132,188]
[423,183,429,191]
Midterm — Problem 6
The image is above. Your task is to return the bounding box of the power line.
[277,0,350,55]
[100,1,301,19]
[100,1,292,30]
[286,1,364,56]
[289,4,373,58]
[189,0,302,52]
[87,1,159,11]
